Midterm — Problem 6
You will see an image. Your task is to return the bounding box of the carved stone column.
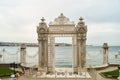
[37,17,48,72]
[20,44,26,66]
[73,35,78,73]
[75,17,87,72]
[102,43,109,65]
[48,36,55,73]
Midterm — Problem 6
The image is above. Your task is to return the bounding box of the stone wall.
[0,63,10,68]
[0,63,20,68]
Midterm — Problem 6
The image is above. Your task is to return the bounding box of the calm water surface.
[0,46,120,67]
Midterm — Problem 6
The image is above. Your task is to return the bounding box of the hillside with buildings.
[0,42,72,47]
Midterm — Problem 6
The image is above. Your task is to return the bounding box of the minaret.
[102,43,109,65]
[37,17,48,72]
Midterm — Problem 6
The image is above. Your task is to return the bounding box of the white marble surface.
[35,69,91,78]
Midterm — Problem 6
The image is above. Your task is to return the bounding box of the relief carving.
[37,14,87,73]
[49,13,75,25]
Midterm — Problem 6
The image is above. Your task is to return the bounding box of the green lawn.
[100,69,119,79]
[0,68,22,77]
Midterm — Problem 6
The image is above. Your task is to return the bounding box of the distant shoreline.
[0,42,38,47]
[0,42,119,47]
[0,42,72,47]
[0,42,93,47]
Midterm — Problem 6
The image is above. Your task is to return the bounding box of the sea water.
[0,46,120,67]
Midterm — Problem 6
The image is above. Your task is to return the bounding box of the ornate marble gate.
[37,13,87,73]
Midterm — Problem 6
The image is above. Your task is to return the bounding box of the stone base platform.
[35,72,91,78]
[32,78,92,80]
[32,68,91,79]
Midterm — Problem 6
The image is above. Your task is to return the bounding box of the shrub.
[100,69,119,79]
[0,68,22,77]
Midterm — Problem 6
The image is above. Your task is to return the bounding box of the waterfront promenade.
[0,66,118,80]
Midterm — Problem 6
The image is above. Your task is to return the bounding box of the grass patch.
[0,68,22,78]
[100,69,119,79]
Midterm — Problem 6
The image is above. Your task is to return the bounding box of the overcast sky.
[0,0,120,46]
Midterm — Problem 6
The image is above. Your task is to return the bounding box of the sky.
[0,0,120,46]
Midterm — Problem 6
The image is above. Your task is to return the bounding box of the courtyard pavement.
[0,66,118,80]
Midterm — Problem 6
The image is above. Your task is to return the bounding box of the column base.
[73,67,78,74]
[78,67,87,72]
[47,67,55,74]
[38,67,47,72]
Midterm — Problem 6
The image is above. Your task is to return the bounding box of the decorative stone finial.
[79,17,83,21]
[41,17,45,22]
[77,17,85,26]
[60,13,63,16]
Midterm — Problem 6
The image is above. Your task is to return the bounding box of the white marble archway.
[37,13,87,73]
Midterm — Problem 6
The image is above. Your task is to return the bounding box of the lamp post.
[13,62,16,74]
[116,51,120,80]
[118,64,120,80]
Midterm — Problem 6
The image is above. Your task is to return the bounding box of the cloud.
[87,23,120,45]
[0,0,119,45]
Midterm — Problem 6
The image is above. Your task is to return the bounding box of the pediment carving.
[49,13,75,25]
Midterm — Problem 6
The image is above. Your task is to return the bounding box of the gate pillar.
[75,17,87,72]
[37,18,48,72]
[73,35,78,73]
[102,43,109,65]
[48,36,55,73]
